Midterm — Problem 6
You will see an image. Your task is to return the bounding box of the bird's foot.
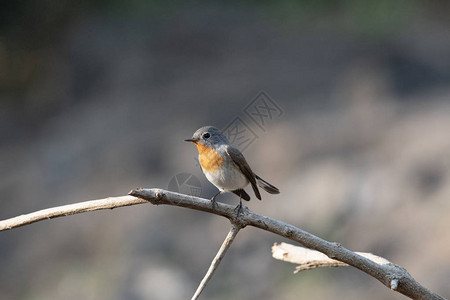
[210,197,218,210]
[234,200,246,216]
[210,191,221,210]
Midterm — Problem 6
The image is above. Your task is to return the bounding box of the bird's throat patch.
[195,143,224,173]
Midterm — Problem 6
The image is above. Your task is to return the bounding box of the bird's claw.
[234,201,246,216]
[210,197,218,210]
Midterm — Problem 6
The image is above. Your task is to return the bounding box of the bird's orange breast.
[195,143,224,173]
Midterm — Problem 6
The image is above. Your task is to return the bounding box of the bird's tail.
[255,174,280,194]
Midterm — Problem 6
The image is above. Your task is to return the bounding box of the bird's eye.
[203,132,210,139]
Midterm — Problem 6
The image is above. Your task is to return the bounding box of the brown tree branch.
[0,188,445,300]
[129,188,445,300]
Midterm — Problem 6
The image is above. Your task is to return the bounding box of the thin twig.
[192,223,241,300]
[0,196,145,231]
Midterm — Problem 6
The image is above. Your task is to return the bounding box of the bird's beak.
[184,138,198,143]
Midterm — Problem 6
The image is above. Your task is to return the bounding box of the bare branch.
[192,224,241,300]
[129,188,445,300]
[272,242,390,272]
[0,188,445,300]
[0,196,146,231]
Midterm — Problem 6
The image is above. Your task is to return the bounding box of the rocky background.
[1,1,450,299]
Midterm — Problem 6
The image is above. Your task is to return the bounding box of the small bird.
[185,126,279,211]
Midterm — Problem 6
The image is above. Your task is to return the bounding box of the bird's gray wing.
[225,145,261,200]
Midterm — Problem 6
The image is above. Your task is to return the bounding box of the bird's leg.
[234,195,244,216]
[211,191,221,209]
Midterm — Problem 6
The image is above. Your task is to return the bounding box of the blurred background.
[1,1,450,299]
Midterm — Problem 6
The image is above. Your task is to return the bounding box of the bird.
[185,126,279,211]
